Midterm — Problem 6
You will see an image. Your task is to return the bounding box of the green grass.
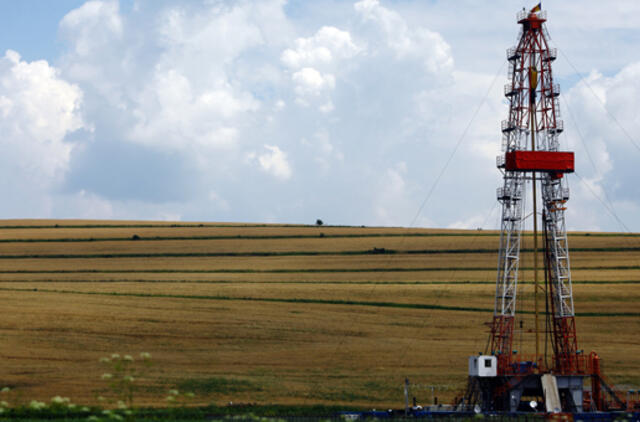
[0,403,370,421]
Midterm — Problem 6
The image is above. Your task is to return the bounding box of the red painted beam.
[505,150,574,173]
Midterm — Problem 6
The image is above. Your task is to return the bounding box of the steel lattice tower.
[462,7,633,413]
[490,7,579,375]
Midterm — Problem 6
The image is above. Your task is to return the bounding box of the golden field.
[0,220,638,408]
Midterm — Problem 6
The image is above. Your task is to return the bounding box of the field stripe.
[0,287,638,317]
[0,246,638,259]
[0,265,639,273]
[4,232,636,242]
[0,279,638,285]
[0,224,637,235]
[0,233,503,242]
[0,224,320,229]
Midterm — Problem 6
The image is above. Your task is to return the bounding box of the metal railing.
[501,120,516,133]
[518,9,547,22]
[507,47,520,61]
[543,48,558,62]
[549,120,564,134]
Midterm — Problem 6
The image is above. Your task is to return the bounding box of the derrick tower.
[463,6,635,413]
[491,6,577,375]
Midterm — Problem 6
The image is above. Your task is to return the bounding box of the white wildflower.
[139,352,151,360]
[123,355,133,362]
[123,375,134,383]
[99,357,110,364]
[110,354,120,360]
[0,387,9,393]
[168,389,179,396]
[101,373,113,380]
[29,400,47,410]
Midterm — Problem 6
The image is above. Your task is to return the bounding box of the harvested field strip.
[0,223,315,229]
[0,221,637,234]
[2,232,639,242]
[1,278,639,285]
[0,246,639,259]
[1,265,639,273]
[0,249,497,259]
[0,233,505,242]
[1,286,638,317]
[0,286,493,313]
[0,237,636,256]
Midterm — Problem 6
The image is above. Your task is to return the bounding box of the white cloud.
[59,0,123,56]
[130,68,257,149]
[354,0,453,74]
[372,162,433,227]
[448,213,495,230]
[255,145,292,180]
[282,26,359,110]
[0,50,85,188]
[292,67,335,97]
[561,61,640,230]
[281,26,360,69]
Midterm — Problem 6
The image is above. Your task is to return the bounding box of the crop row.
[2,286,639,318]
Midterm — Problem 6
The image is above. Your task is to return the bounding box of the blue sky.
[0,1,86,61]
[0,0,639,231]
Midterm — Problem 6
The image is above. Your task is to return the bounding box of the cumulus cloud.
[354,0,453,74]
[560,62,640,230]
[292,67,335,97]
[0,0,636,231]
[282,26,359,110]
[59,0,123,56]
[371,162,433,227]
[252,145,292,180]
[281,26,360,68]
[0,50,85,189]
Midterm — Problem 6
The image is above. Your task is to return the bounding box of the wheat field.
[0,220,638,408]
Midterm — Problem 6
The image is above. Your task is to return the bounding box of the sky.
[0,0,639,231]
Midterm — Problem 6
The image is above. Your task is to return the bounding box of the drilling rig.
[462,5,632,414]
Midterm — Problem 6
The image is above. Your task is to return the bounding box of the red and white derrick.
[491,8,578,375]
[462,7,635,413]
